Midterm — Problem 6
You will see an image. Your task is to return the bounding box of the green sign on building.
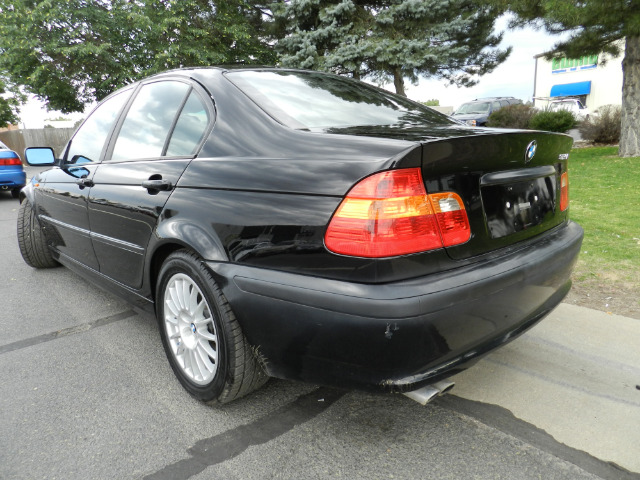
[552,55,598,73]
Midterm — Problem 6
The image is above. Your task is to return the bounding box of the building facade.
[533,44,624,112]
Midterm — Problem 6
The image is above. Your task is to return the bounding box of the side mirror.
[24,147,56,166]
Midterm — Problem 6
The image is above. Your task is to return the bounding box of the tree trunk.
[393,68,406,96]
[619,36,640,157]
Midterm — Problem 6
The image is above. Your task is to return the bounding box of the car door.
[88,79,213,288]
[32,89,132,270]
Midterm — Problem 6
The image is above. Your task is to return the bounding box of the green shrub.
[528,110,577,132]
[578,104,621,144]
[486,104,536,129]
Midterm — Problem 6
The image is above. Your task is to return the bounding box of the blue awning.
[550,81,591,97]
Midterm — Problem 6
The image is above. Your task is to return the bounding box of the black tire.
[17,198,58,268]
[11,188,20,199]
[156,250,267,404]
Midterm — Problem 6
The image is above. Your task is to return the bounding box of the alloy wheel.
[163,273,218,385]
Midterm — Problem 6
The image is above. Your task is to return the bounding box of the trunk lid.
[420,130,573,260]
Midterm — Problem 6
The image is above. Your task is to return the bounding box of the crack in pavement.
[142,387,347,480]
[0,309,138,355]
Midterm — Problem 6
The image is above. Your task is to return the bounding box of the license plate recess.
[482,175,557,239]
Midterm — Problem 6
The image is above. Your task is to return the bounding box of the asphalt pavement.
[1,192,638,480]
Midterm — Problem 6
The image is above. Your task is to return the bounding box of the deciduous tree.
[0,77,25,127]
[0,1,275,113]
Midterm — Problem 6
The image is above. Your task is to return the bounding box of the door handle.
[76,178,94,188]
[141,179,173,191]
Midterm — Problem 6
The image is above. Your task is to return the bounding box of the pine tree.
[274,0,510,96]
[491,0,640,156]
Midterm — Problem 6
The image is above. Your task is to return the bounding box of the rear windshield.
[225,70,454,130]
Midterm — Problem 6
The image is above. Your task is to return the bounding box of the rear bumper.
[0,168,26,188]
[210,221,583,392]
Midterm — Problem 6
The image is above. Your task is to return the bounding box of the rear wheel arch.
[154,218,228,262]
[148,242,189,304]
[148,217,229,300]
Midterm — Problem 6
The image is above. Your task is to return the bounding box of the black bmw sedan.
[19,67,583,404]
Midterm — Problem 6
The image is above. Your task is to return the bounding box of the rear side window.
[111,81,190,161]
[66,89,132,164]
[166,91,210,156]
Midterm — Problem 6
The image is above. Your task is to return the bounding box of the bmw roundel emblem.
[525,140,537,163]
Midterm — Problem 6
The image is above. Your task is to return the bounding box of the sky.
[18,14,567,128]
[405,15,567,109]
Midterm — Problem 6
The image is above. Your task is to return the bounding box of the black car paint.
[32,163,99,270]
[22,67,583,393]
[217,221,581,390]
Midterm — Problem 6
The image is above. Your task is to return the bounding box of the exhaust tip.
[403,379,455,406]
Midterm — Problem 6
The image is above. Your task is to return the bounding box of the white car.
[549,99,590,120]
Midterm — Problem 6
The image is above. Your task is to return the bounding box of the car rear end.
[181,69,583,392]
[419,130,572,262]
[0,148,26,196]
[219,128,582,392]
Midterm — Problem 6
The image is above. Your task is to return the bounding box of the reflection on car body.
[18,67,583,405]
[451,96,522,126]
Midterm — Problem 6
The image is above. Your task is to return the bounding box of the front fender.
[19,180,37,206]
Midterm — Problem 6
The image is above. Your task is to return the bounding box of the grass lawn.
[567,146,640,314]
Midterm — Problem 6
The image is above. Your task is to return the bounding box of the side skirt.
[54,251,155,313]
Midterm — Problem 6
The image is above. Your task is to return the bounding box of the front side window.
[111,81,190,161]
[66,89,132,164]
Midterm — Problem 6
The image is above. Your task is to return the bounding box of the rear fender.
[153,218,228,263]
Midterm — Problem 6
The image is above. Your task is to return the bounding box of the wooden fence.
[0,128,75,159]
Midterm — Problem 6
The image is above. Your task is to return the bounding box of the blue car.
[0,140,26,198]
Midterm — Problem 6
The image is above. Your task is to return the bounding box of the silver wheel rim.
[163,273,218,385]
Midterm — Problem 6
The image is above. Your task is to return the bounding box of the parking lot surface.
[1,192,638,480]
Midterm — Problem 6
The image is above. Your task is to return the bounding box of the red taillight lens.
[0,152,22,166]
[325,168,471,258]
[560,172,569,211]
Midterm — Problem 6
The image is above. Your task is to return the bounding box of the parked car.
[0,140,26,198]
[19,68,582,405]
[452,97,523,126]
[549,98,590,121]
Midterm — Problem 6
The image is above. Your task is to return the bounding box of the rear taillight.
[325,168,471,258]
[560,172,569,211]
[0,151,22,166]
